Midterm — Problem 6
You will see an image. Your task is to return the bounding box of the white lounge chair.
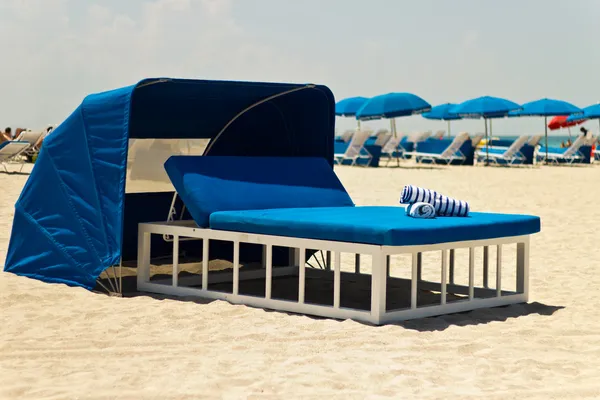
[470,133,484,147]
[380,134,407,165]
[477,135,529,165]
[405,132,470,165]
[432,130,446,139]
[373,129,392,147]
[334,130,373,166]
[339,130,354,143]
[15,130,45,158]
[537,135,588,164]
[408,131,432,144]
[528,135,543,147]
[0,141,30,173]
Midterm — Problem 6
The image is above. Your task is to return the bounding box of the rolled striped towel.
[400,185,439,205]
[400,185,470,217]
[406,202,436,219]
[434,197,469,217]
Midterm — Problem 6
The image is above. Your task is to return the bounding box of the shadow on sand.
[102,275,564,331]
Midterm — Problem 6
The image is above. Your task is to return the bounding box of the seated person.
[1,127,12,144]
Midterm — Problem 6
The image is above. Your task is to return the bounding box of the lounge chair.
[432,130,446,139]
[373,129,392,147]
[379,134,407,165]
[404,132,470,165]
[15,130,45,158]
[0,141,30,173]
[476,135,529,165]
[334,129,373,166]
[408,131,432,144]
[528,135,543,147]
[339,129,354,142]
[537,135,587,164]
[136,156,540,325]
[471,133,484,147]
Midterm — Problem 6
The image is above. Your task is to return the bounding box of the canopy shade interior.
[4,78,335,289]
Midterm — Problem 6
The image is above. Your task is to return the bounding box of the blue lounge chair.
[537,135,588,164]
[334,129,373,166]
[136,156,541,324]
[404,132,470,165]
[477,135,530,165]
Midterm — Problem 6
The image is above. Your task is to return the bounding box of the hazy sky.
[1,0,599,135]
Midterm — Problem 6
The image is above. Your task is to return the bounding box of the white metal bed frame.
[137,220,530,325]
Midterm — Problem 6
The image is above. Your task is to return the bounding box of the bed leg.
[483,246,489,288]
[416,252,422,281]
[233,241,240,295]
[370,250,386,324]
[172,235,179,287]
[441,249,447,305]
[334,252,341,309]
[496,244,502,297]
[516,240,529,301]
[469,246,475,300]
[326,251,332,271]
[386,255,390,277]
[355,254,360,274]
[137,230,151,286]
[202,238,209,290]
[411,252,418,309]
[266,244,273,300]
[298,248,306,304]
[449,249,455,285]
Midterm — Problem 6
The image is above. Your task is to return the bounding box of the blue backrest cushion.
[164,156,355,227]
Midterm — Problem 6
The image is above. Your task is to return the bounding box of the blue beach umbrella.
[356,92,431,166]
[356,92,431,136]
[509,98,582,163]
[422,103,461,136]
[335,96,369,130]
[451,96,521,165]
[335,96,369,116]
[356,92,431,120]
[568,103,600,133]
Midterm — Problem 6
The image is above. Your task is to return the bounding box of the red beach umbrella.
[548,115,586,130]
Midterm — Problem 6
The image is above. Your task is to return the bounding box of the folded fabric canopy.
[4,78,336,289]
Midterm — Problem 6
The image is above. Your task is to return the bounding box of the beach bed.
[137,156,540,325]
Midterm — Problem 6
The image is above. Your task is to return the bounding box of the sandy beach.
[1,163,600,399]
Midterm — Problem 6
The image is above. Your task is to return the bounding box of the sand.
[1,163,600,399]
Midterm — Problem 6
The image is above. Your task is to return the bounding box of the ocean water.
[483,135,578,148]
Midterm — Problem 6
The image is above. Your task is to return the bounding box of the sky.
[1,0,599,135]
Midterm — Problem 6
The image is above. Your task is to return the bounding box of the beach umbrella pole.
[447,120,451,137]
[390,118,400,166]
[485,118,489,165]
[544,116,548,164]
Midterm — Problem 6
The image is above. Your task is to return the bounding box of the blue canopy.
[422,103,461,121]
[4,78,335,290]
[335,96,369,117]
[508,98,581,117]
[567,104,600,122]
[451,96,521,118]
[355,92,431,121]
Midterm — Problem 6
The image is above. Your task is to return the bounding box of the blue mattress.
[164,156,354,227]
[210,206,541,246]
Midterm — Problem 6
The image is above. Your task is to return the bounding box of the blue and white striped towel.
[406,202,436,219]
[400,185,470,217]
[400,185,439,205]
[434,197,469,217]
